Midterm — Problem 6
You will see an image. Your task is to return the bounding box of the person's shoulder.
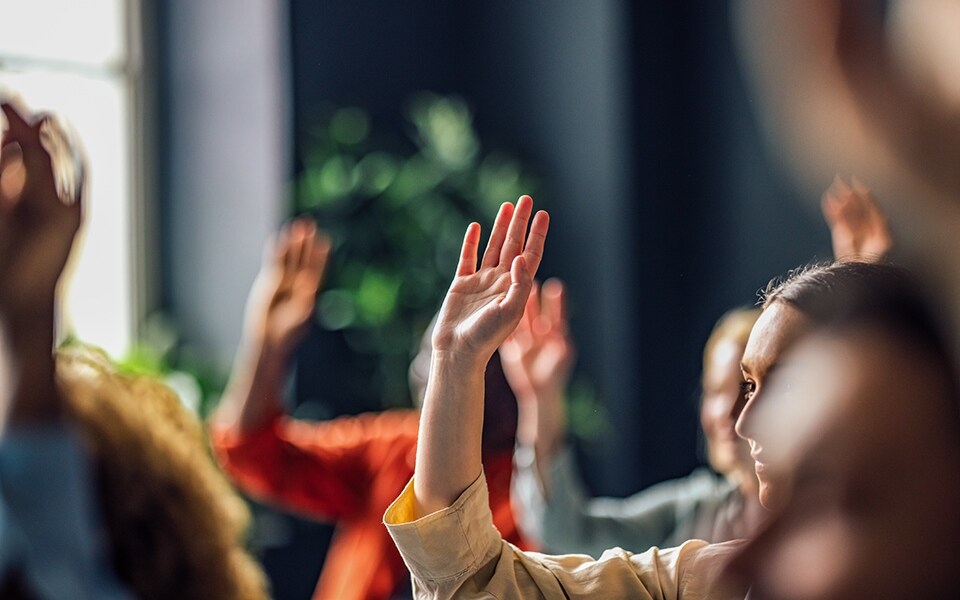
[331,408,421,443]
[362,408,420,433]
[684,466,734,493]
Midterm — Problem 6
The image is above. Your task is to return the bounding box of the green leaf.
[330,107,370,145]
[355,269,402,326]
[355,152,398,196]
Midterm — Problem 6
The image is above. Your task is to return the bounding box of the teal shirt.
[0,427,132,599]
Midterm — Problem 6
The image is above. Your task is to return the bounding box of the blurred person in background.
[209,218,531,600]
[0,100,268,600]
[507,290,764,555]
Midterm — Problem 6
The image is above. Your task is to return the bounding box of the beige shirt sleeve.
[384,472,748,600]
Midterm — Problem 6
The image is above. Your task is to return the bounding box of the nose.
[735,392,757,442]
[728,386,748,422]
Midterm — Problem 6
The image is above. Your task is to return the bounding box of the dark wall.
[624,2,831,493]
[290,0,642,497]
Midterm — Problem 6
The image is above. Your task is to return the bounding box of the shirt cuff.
[384,472,501,582]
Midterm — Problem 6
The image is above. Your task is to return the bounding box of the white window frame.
[0,0,149,358]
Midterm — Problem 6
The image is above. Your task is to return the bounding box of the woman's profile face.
[728,327,960,600]
[735,301,810,510]
[700,338,752,480]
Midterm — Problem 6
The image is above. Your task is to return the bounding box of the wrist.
[1,309,56,352]
[1,317,61,427]
[430,349,488,378]
[242,333,293,375]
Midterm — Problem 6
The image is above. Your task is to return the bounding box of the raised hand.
[214,218,330,434]
[501,279,574,469]
[0,101,83,321]
[500,279,576,401]
[821,176,892,263]
[0,100,84,426]
[431,195,550,366]
[243,218,331,359]
[415,195,549,515]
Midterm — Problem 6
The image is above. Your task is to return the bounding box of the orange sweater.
[210,409,529,600]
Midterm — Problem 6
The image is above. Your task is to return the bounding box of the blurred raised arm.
[0,101,83,427]
[211,218,330,435]
[500,279,575,488]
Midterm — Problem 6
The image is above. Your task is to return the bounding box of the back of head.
[762,260,955,393]
[56,347,269,600]
[703,306,761,373]
[761,261,911,319]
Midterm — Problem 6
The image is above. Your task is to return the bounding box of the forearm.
[213,336,289,435]
[414,350,486,516]
[516,385,566,495]
[0,309,62,429]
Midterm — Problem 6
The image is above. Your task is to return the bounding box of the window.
[0,0,144,357]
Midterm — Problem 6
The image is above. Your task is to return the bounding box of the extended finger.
[296,217,318,270]
[456,222,482,276]
[515,282,540,344]
[310,229,333,287]
[275,225,294,277]
[501,255,533,320]
[521,210,549,278]
[0,143,25,208]
[499,195,533,265]
[19,116,57,203]
[542,278,566,332]
[481,202,514,268]
[66,159,85,230]
[525,282,541,321]
[287,217,309,260]
[820,176,849,222]
[1,103,35,139]
[70,155,87,211]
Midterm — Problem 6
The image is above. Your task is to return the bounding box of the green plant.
[119,313,227,418]
[296,92,539,408]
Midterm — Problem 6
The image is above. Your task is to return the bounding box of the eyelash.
[740,380,756,401]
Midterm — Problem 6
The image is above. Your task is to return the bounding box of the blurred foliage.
[296,92,539,408]
[564,376,610,449]
[119,313,227,418]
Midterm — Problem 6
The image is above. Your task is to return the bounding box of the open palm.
[822,176,892,262]
[244,218,331,357]
[432,196,549,364]
[500,278,575,401]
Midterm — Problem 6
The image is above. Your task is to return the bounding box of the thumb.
[502,255,532,316]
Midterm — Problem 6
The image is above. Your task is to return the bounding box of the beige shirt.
[384,473,748,600]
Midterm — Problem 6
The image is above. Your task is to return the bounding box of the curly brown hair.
[56,347,269,600]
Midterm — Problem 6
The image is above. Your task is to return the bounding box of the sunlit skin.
[414,195,549,516]
[700,339,755,492]
[735,302,810,511]
[728,328,960,600]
